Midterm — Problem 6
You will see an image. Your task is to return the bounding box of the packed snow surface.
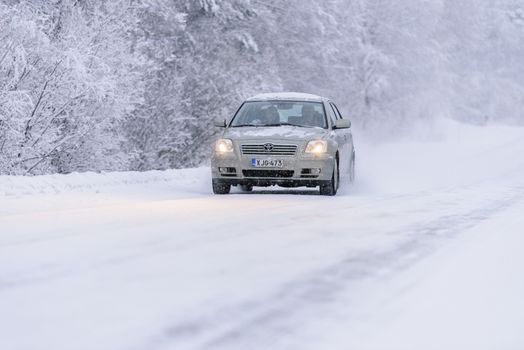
[1,119,524,350]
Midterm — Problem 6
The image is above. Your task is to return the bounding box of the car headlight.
[215,138,234,153]
[305,140,327,154]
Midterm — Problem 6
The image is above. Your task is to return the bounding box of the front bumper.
[212,177,331,188]
[211,150,335,187]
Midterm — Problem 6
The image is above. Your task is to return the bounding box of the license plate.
[251,158,284,168]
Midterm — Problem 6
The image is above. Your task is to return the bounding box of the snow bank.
[0,167,210,198]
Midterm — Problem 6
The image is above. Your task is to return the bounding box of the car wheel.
[212,181,231,194]
[349,152,355,184]
[320,159,339,196]
[240,184,253,192]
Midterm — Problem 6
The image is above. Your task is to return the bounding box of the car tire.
[320,159,339,196]
[212,181,231,194]
[240,184,253,192]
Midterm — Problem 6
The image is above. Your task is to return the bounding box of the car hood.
[224,125,326,142]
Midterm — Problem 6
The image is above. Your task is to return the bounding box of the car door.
[326,101,348,174]
[329,101,352,175]
[333,102,354,158]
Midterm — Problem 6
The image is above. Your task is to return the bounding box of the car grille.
[242,170,294,178]
[241,144,298,156]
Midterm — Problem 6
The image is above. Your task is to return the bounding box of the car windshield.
[230,101,327,128]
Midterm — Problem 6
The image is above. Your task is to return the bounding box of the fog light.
[311,168,321,175]
[219,167,236,174]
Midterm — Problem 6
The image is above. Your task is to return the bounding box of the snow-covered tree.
[126,0,280,170]
[0,1,143,174]
[437,0,524,125]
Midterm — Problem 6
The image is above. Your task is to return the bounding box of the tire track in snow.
[147,187,524,350]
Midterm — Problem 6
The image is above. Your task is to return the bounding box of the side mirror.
[334,119,351,129]
[214,118,227,127]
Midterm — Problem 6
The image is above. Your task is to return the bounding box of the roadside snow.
[0,167,210,198]
[346,199,524,350]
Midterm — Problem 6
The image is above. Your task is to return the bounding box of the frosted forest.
[1,0,523,175]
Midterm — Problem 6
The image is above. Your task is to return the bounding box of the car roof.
[246,92,327,103]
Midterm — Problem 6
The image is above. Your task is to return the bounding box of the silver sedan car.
[211,92,355,195]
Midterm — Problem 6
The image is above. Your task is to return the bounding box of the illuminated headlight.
[305,140,327,154]
[215,139,234,153]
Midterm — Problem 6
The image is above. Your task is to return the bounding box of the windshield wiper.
[234,123,315,128]
[263,122,298,127]
[265,122,315,128]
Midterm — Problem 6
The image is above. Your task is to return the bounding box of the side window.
[326,102,337,125]
[330,102,342,120]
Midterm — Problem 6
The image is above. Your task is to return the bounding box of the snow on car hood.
[225,125,326,140]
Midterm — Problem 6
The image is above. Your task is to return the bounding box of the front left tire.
[212,181,231,194]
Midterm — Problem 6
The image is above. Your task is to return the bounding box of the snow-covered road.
[1,120,524,350]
